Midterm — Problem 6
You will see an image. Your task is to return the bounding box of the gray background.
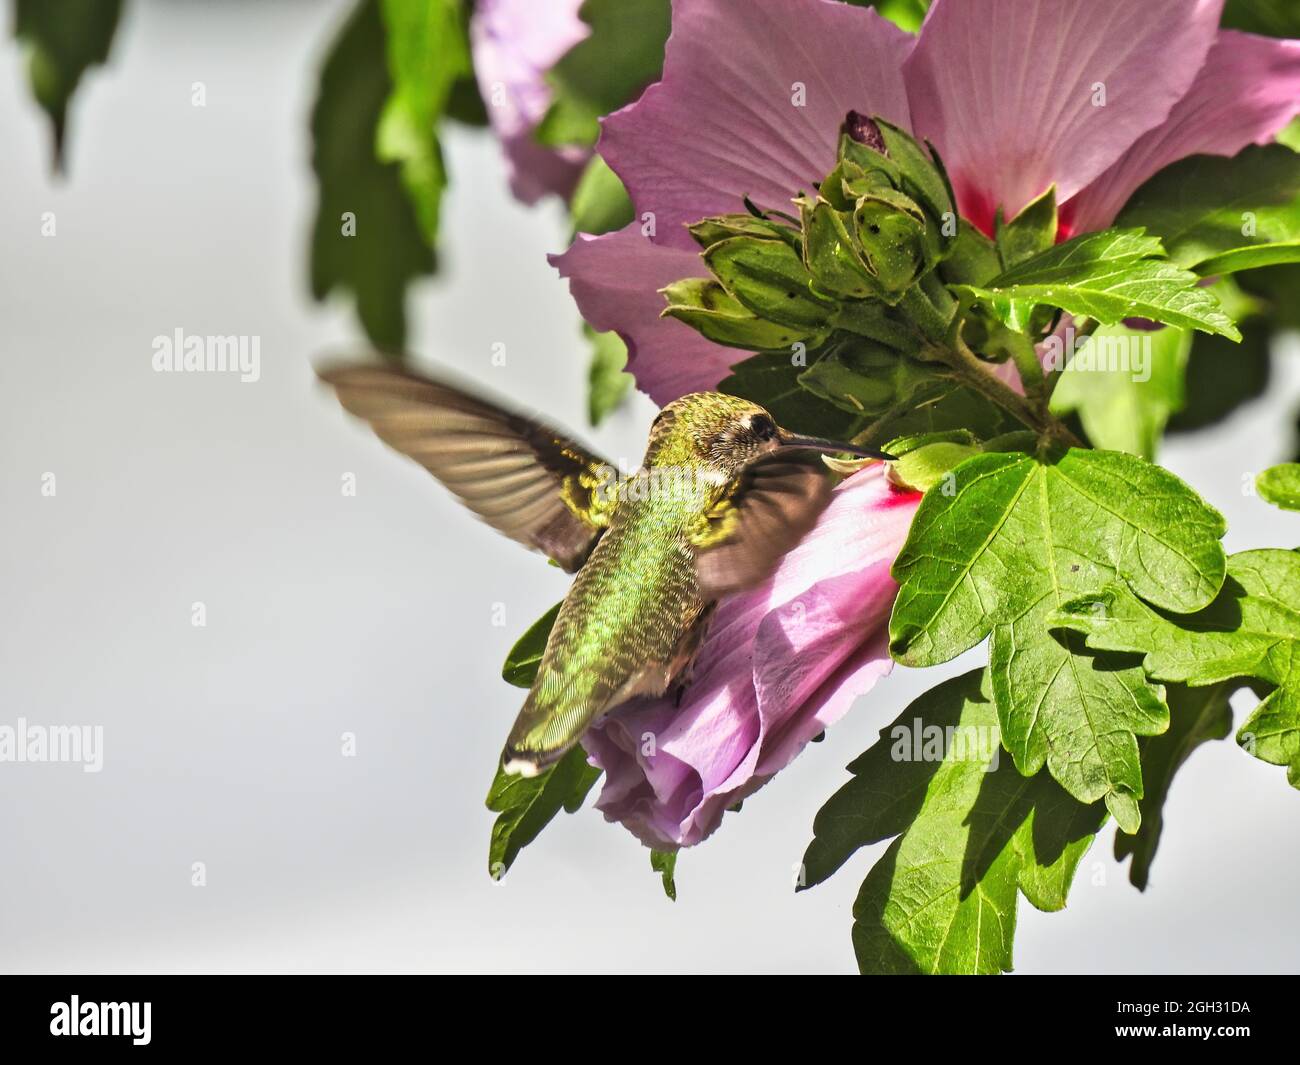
[1,0,1297,974]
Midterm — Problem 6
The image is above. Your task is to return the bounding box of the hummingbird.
[319,362,891,778]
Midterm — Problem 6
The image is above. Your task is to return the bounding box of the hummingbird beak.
[776,428,895,462]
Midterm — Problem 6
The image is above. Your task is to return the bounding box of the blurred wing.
[690,453,833,598]
[320,362,614,572]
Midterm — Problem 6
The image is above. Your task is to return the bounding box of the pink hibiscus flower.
[470,0,592,204]
[552,0,1300,851]
[554,0,1300,403]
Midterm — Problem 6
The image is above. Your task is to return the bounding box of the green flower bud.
[799,196,881,300]
[797,336,945,416]
[687,213,802,253]
[660,278,825,351]
[852,193,928,295]
[703,235,837,330]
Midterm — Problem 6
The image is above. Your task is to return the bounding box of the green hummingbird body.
[320,364,890,779]
[505,463,714,773]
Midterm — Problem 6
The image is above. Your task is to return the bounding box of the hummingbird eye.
[749,415,778,441]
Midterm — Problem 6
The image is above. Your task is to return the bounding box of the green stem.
[943,335,1084,448]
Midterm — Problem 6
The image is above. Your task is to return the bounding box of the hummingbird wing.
[319,362,615,572]
[689,452,833,598]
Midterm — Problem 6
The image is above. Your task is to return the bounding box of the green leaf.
[1115,682,1234,890]
[996,186,1058,269]
[1055,550,1300,789]
[502,602,562,688]
[537,0,670,148]
[310,0,435,350]
[720,351,866,440]
[650,850,677,901]
[14,0,122,172]
[569,156,634,236]
[1168,322,1271,433]
[1257,463,1300,511]
[801,670,1105,974]
[890,448,1228,824]
[1049,323,1192,459]
[486,745,602,877]
[586,327,632,426]
[1116,146,1300,275]
[952,228,1241,339]
[1223,0,1300,35]
[842,0,930,32]
[376,0,471,245]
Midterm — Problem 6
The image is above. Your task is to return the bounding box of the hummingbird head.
[644,392,891,481]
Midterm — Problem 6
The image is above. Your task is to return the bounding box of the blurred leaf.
[486,745,601,877]
[1115,683,1234,891]
[376,0,470,245]
[842,0,930,32]
[569,156,633,235]
[650,850,677,901]
[1257,463,1300,510]
[586,327,632,426]
[536,0,670,148]
[14,0,123,172]
[1222,0,1300,36]
[1167,322,1271,433]
[502,602,562,687]
[310,0,435,350]
[1050,323,1192,459]
[1117,146,1300,275]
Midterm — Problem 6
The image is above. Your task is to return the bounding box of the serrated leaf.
[14,0,122,172]
[1257,463,1300,511]
[1049,322,1191,459]
[486,745,602,877]
[310,0,435,349]
[952,228,1240,339]
[1055,550,1300,789]
[1115,682,1234,890]
[801,670,1104,975]
[1116,146,1300,275]
[586,327,632,426]
[502,602,562,688]
[376,0,470,245]
[890,448,1227,822]
[650,850,677,901]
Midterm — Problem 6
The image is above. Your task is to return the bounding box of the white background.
[1,0,1297,973]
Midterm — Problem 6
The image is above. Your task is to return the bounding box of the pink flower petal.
[549,225,738,403]
[583,466,921,849]
[600,0,915,250]
[1065,30,1300,234]
[905,0,1225,233]
[471,0,592,204]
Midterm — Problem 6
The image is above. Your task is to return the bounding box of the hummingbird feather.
[689,453,833,598]
[319,363,614,571]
